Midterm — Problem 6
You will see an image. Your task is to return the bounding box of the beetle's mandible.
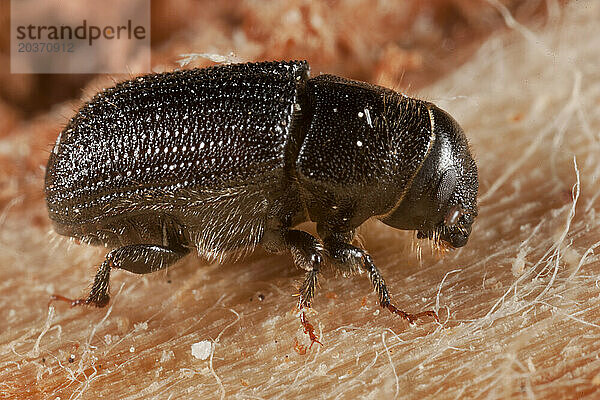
[45,60,478,344]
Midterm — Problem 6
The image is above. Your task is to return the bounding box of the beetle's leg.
[263,229,324,346]
[322,236,439,324]
[285,230,324,347]
[51,244,189,308]
[283,231,323,306]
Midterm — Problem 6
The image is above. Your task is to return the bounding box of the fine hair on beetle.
[45,60,478,345]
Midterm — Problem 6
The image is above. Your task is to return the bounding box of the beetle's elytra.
[46,60,478,343]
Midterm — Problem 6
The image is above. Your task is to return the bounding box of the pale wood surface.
[1,2,599,399]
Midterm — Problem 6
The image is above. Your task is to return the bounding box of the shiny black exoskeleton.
[45,60,478,342]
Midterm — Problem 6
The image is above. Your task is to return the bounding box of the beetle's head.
[379,105,478,249]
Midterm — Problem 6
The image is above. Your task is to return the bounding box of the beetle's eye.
[444,204,463,227]
[436,168,457,207]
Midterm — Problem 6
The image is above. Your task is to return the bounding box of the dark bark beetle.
[46,61,478,343]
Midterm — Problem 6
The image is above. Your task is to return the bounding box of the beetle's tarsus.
[299,309,322,348]
[384,302,439,324]
[48,293,108,308]
[48,294,82,308]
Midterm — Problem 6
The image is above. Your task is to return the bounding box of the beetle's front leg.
[322,231,439,324]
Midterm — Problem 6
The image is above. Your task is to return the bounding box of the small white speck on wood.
[191,340,214,360]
